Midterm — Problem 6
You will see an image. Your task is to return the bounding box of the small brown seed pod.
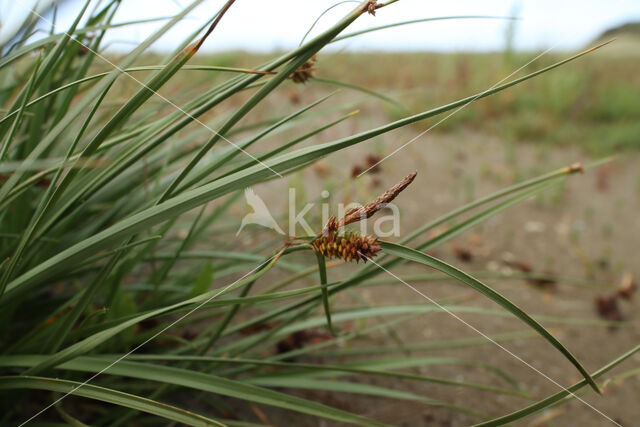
[290,55,317,84]
[312,231,380,263]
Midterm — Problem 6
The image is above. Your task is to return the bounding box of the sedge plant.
[0,1,636,426]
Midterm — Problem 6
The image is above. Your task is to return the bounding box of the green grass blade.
[400,163,584,247]
[474,344,640,426]
[22,252,282,375]
[247,377,482,417]
[177,91,337,191]
[315,251,335,335]
[310,77,404,109]
[379,241,600,393]
[0,64,276,128]
[331,16,514,43]
[0,15,178,71]
[158,3,369,201]
[0,375,224,426]
[0,80,113,297]
[123,353,529,399]
[0,0,207,204]
[219,109,359,179]
[2,45,605,299]
[4,357,383,426]
[0,53,42,162]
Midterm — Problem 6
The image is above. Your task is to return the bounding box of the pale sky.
[2,0,640,52]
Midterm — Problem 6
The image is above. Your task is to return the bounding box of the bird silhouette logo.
[236,188,285,236]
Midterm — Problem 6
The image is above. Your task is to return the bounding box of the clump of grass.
[354,52,640,155]
[0,1,637,426]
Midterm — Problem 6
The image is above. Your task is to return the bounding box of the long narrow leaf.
[379,241,600,393]
[4,357,382,426]
[0,376,224,426]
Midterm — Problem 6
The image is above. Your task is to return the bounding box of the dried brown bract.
[452,244,473,263]
[364,1,382,16]
[290,55,317,84]
[351,153,382,179]
[35,177,52,189]
[595,295,625,322]
[78,45,90,57]
[526,272,557,291]
[617,273,636,300]
[567,162,584,174]
[364,153,383,173]
[350,164,363,178]
[504,258,533,273]
[335,171,417,232]
[288,89,300,104]
[313,231,381,263]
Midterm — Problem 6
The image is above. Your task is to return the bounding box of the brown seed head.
[290,55,317,84]
[313,231,381,263]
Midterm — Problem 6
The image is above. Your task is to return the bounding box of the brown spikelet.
[320,171,417,238]
[340,171,417,228]
[290,55,317,84]
[313,231,380,263]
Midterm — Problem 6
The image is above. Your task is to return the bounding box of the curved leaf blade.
[0,375,224,426]
[379,241,600,393]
